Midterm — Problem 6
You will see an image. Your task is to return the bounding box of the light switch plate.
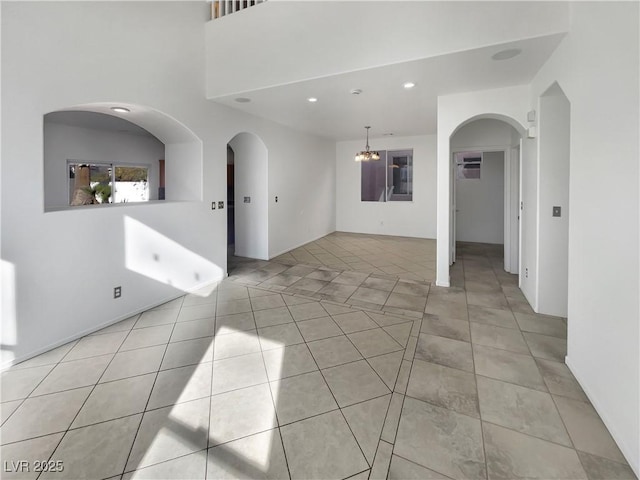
[553,206,561,217]
[211,202,216,210]
[218,201,224,209]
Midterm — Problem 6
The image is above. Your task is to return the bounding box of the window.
[456,152,482,179]
[361,149,413,202]
[68,162,149,206]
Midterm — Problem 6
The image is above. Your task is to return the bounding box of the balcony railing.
[211,0,266,20]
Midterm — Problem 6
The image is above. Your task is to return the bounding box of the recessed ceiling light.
[350,89,363,95]
[492,48,522,61]
[307,97,318,103]
[110,107,130,113]
[403,82,416,89]
[235,97,251,103]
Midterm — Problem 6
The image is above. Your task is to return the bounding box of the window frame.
[360,148,414,203]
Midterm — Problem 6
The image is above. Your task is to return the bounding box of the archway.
[449,118,522,278]
[227,132,269,263]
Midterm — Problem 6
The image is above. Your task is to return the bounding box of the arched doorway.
[227,132,269,266]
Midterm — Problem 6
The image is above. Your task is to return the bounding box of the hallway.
[0,234,634,479]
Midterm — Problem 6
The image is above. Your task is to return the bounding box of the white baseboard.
[565,355,639,477]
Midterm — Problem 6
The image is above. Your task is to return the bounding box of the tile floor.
[0,233,636,480]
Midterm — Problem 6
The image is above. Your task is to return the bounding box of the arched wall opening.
[450,118,522,276]
[43,102,203,211]
[227,132,269,261]
[537,82,570,317]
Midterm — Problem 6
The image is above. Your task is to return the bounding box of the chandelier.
[355,126,380,162]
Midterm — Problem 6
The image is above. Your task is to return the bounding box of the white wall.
[43,122,164,210]
[229,133,268,260]
[530,3,639,473]
[436,85,530,287]
[455,151,504,244]
[205,1,569,97]
[0,2,335,368]
[336,134,436,239]
[537,85,570,317]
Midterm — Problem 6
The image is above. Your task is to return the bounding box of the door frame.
[451,144,520,273]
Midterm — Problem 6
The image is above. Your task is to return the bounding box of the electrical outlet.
[218,201,224,209]
[525,268,529,278]
[114,286,122,299]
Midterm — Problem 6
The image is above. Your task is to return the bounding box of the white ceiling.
[212,33,565,141]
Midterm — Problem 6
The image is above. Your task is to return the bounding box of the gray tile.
[1,365,54,402]
[577,451,636,480]
[333,311,378,333]
[428,286,467,305]
[161,336,214,370]
[407,359,479,418]
[72,373,155,428]
[393,281,430,297]
[215,312,256,336]
[288,277,329,293]
[362,276,397,292]
[296,316,343,342]
[31,354,112,396]
[322,360,390,407]
[177,304,216,322]
[262,344,318,381]
[307,335,362,369]
[288,302,328,321]
[425,296,468,320]
[90,317,137,337]
[383,322,413,347]
[350,286,391,306]
[343,395,391,464]
[42,415,141,480]
[123,450,206,480]
[366,311,410,327]
[126,398,209,471]
[306,269,341,281]
[332,271,369,286]
[0,433,64,480]
[421,314,470,342]
[271,371,337,425]
[211,352,268,395]
[415,333,474,372]
[214,330,261,359]
[477,376,571,446]
[216,298,252,316]
[147,362,212,409]
[169,317,213,343]
[535,358,588,401]
[1,387,91,445]
[262,273,303,287]
[318,282,359,298]
[120,324,173,351]
[135,308,180,329]
[395,360,412,394]
[348,328,404,358]
[64,331,128,361]
[468,305,518,329]
[370,440,393,479]
[281,410,368,480]
[258,323,304,351]
[10,342,77,369]
[206,429,289,480]
[473,344,547,391]
[100,345,165,382]
[385,292,427,312]
[524,332,567,361]
[470,322,529,354]
[388,455,451,480]
[209,383,276,446]
[515,312,567,338]
[395,397,486,480]
[466,291,510,310]
[483,422,587,480]
[0,400,22,425]
[253,306,294,328]
[368,351,404,390]
[250,294,286,311]
[183,291,216,306]
[554,395,627,463]
[381,392,404,444]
